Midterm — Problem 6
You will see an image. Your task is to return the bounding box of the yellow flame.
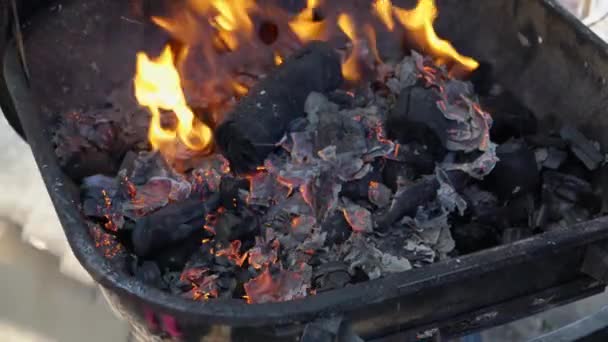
[134,46,213,153]
[374,0,395,31]
[274,53,284,66]
[289,0,327,42]
[394,0,478,70]
[338,14,361,82]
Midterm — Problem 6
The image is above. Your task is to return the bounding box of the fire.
[134,46,213,154]
[289,0,327,43]
[374,0,395,31]
[393,0,479,71]
[135,0,478,154]
[337,14,362,82]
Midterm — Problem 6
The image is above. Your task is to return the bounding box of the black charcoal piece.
[375,171,468,228]
[501,227,533,244]
[321,211,351,246]
[214,209,260,242]
[132,194,220,257]
[560,125,604,170]
[382,160,416,191]
[219,176,249,209]
[536,147,568,170]
[543,171,597,210]
[452,223,499,254]
[215,42,343,173]
[341,167,382,201]
[386,85,447,154]
[485,139,539,200]
[313,262,351,292]
[481,90,537,143]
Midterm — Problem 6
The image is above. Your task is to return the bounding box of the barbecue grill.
[3,0,608,341]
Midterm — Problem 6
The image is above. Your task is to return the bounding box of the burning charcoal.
[501,227,533,244]
[132,194,220,257]
[368,181,392,208]
[313,262,351,292]
[122,178,174,218]
[214,209,260,243]
[388,83,492,154]
[81,175,119,217]
[341,198,373,233]
[452,223,499,254]
[123,151,175,185]
[375,171,468,228]
[386,85,447,153]
[485,139,539,200]
[163,272,192,295]
[321,211,351,246]
[244,267,309,304]
[314,112,367,155]
[219,176,249,209]
[134,261,165,289]
[560,125,604,170]
[481,90,537,143]
[341,167,383,201]
[382,160,416,191]
[53,109,130,180]
[216,42,342,173]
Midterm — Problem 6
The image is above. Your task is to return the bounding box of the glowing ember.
[244,268,308,304]
[215,240,249,267]
[134,46,213,157]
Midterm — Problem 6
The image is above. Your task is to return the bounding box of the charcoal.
[543,171,597,208]
[304,92,339,126]
[134,261,165,289]
[53,109,129,180]
[321,211,352,246]
[476,194,534,228]
[368,181,392,208]
[535,147,568,170]
[452,223,499,254]
[81,175,119,217]
[341,234,412,279]
[481,90,537,143]
[313,262,351,292]
[501,227,533,244]
[341,198,373,233]
[214,209,260,243]
[375,171,468,228]
[382,160,416,191]
[219,176,249,209]
[314,112,367,154]
[127,151,175,185]
[392,144,436,175]
[215,42,343,173]
[163,272,192,295]
[341,166,382,201]
[485,139,539,200]
[386,85,447,153]
[132,194,220,257]
[560,125,604,170]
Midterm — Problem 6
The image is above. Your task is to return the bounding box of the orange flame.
[134,46,213,155]
[374,0,395,31]
[394,0,479,71]
[337,14,361,82]
[289,0,327,43]
[135,0,478,153]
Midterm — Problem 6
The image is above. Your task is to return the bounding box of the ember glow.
[133,0,478,155]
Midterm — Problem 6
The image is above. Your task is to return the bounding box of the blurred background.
[1,0,608,341]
